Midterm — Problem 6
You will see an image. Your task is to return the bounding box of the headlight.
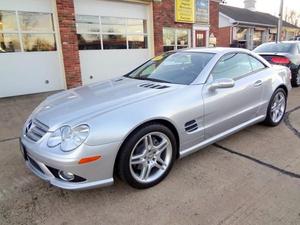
[47,125,89,152]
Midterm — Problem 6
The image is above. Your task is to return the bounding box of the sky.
[224,0,300,16]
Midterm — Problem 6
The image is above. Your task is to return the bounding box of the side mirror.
[209,78,235,90]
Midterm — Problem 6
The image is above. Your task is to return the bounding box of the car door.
[202,53,265,139]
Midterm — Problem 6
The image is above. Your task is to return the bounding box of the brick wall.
[218,27,231,47]
[56,0,82,88]
[152,0,193,56]
[209,0,220,46]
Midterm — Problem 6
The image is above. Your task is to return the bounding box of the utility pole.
[277,0,284,42]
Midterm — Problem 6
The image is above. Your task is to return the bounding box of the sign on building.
[195,0,209,24]
[175,0,195,23]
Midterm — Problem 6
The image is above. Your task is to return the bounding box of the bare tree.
[284,8,300,26]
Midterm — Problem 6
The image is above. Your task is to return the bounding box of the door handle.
[254,80,263,87]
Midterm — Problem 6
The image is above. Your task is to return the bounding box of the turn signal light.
[79,156,101,164]
[271,56,290,65]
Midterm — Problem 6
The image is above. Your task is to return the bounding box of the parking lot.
[1,88,300,225]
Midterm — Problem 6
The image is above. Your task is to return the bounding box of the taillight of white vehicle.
[271,56,290,65]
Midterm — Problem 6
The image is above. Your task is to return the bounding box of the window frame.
[0,10,57,53]
[208,52,268,82]
[75,15,148,50]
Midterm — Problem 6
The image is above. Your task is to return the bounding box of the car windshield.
[254,43,294,53]
[126,52,215,85]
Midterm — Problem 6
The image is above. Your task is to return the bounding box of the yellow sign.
[175,0,195,23]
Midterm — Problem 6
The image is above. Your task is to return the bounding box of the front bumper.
[20,137,121,190]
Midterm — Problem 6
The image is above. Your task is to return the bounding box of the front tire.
[264,88,287,126]
[117,123,177,189]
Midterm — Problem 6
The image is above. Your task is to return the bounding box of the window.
[211,53,252,80]
[0,10,56,53]
[0,33,21,52]
[249,56,266,71]
[76,15,101,50]
[0,10,20,52]
[75,15,148,50]
[127,52,214,85]
[237,28,247,41]
[163,28,190,52]
[127,19,147,49]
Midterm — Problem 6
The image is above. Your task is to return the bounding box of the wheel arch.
[276,84,288,97]
[113,119,180,176]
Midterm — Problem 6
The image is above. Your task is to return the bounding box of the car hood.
[32,77,178,130]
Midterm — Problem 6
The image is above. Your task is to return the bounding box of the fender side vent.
[139,83,169,89]
[185,120,198,133]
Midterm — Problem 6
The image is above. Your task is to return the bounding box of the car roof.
[179,47,251,54]
[261,41,300,45]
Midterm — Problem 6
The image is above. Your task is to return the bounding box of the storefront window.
[0,11,56,53]
[163,28,190,52]
[75,15,148,50]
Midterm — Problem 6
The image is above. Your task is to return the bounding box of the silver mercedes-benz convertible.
[20,48,292,190]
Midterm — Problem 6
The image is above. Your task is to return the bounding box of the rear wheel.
[264,88,287,126]
[291,68,300,87]
[117,123,176,189]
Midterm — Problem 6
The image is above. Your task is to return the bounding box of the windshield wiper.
[134,77,171,84]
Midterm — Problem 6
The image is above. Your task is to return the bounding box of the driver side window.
[211,53,252,80]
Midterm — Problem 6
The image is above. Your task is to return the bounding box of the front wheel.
[117,124,177,189]
[264,88,287,126]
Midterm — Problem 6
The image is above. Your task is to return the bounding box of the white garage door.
[0,0,65,98]
[74,0,153,85]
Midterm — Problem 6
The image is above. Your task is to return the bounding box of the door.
[195,30,206,47]
[202,53,265,139]
[0,0,64,98]
[74,0,152,85]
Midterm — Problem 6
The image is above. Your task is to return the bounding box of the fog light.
[58,170,75,181]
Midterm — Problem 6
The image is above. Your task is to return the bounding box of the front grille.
[25,119,49,142]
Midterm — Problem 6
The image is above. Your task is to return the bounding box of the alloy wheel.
[270,91,286,123]
[129,132,173,184]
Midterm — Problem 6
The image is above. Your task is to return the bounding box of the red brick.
[56,0,82,89]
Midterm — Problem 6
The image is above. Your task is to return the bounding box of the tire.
[264,88,287,127]
[117,123,177,189]
[291,68,300,87]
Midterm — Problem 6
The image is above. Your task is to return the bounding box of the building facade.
[0,0,220,98]
[219,4,300,50]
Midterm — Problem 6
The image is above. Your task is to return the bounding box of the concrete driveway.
[1,88,300,225]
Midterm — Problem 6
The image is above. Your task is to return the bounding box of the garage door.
[74,0,153,85]
[0,0,65,98]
